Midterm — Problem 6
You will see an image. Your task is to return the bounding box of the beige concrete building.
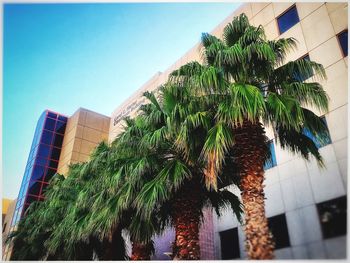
[57,108,110,176]
[107,2,348,259]
[5,2,348,260]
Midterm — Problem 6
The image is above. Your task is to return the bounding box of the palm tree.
[7,173,93,260]
[170,13,329,259]
[45,143,128,260]
[129,87,243,260]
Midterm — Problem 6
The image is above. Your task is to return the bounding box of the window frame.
[219,227,240,259]
[316,196,347,239]
[336,29,348,58]
[276,4,300,35]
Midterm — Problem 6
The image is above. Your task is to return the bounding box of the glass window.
[50,147,61,160]
[55,121,66,134]
[53,133,64,147]
[294,54,313,82]
[44,168,57,183]
[58,115,68,122]
[337,30,348,57]
[32,165,45,181]
[317,196,347,239]
[219,228,240,259]
[41,130,53,145]
[26,195,39,204]
[47,112,57,119]
[44,118,56,131]
[35,156,47,167]
[277,5,300,34]
[28,181,42,196]
[264,140,277,170]
[48,159,58,169]
[38,143,50,158]
[303,116,331,148]
[268,213,290,249]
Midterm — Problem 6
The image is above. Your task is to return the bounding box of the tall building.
[11,110,68,227]
[108,2,348,259]
[4,1,347,260]
[4,108,110,260]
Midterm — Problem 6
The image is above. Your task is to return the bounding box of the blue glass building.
[11,110,67,226]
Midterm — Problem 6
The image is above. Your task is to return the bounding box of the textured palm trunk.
[171,179,202,260]
[233,120,275,259]
[130,242,153,260]
[100,225,126,260]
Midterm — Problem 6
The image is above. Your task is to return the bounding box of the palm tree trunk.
[130,242,153,260]
[233,120,275,259]
[171,179,202,260]
[100,226,126,260]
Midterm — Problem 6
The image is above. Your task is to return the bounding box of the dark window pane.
[28,181,42,196]
[264,140,277,170]
[317,196,347,239]
[338,30,348,57]
[32,165,45,181]
[34,156,47,167]
[41,130,53,145]
[44,118,56,131]
[268,214,290,249]
[47,112,57,119]
[50,147,61,160]
[26,195,39,204]
[38,144,50,158]
[58,115,68,122]
[277,5,299,34]
[293,54,313,82]
[48,159,58,169]
[303,116,331,148]
[53,134,64,147]
[44,169,57,183]
[55,121,66,134]
[220,228,240,259]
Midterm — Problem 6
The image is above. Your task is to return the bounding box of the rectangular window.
[220,228,240,259]
[50,147,61,160]
[37,143,50,158]
[44,117,56,131]
[303,116,331,148]
[317,196,347,239]
[52,133,64,147]
[28,181,42,196]
[41,130,53,145]
[31,165,45,181]
[44,168,57,183]
[55,121,67,135]
[264,140,277,170]
[58,115,68,122]
[268,213,290,249]
[294,54,313,82]
[337,30,348,57]
[47,112,57,119]
[277,5,300,34]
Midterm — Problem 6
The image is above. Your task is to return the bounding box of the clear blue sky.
[3,3,240,199]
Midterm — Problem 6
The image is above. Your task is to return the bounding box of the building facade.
[11,110,68,227]
[4,108,110,260]
[5,1,347,260]
[107,2,348,260]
